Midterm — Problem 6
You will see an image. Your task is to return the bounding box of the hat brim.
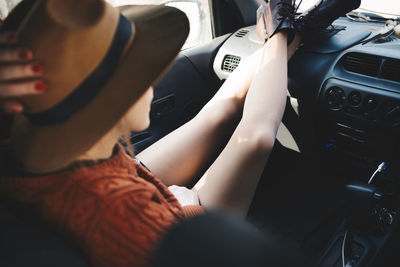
[11,5,189,173]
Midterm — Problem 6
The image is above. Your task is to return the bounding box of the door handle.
[151,94,176,118]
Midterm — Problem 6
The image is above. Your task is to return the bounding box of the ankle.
[270,31,288,42]
[261,0,295,43]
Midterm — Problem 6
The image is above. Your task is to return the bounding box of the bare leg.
[136,35,301,187]
[204,34,301,109]
[193,32,291,218]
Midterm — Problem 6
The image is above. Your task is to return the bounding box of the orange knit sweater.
[0,145,204,266]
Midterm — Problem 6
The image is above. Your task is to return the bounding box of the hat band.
[26,14,132,126]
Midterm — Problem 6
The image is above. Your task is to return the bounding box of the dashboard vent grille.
[343,53,381,77]
[235,29,250,38]
[381,58,400,83]
[222,55,241,72]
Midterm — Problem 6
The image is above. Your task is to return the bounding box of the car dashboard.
[214,17,400,174]
[212,16,400,266]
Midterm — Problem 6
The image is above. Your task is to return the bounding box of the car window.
[0,0,21,19]
[107,0,213,49]
[297,0,400,18]
[0,0,213,50]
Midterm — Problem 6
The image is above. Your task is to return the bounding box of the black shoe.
[295,0,361,37]
[261,0,296,41]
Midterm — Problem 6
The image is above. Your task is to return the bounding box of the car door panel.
[131,34,230,153]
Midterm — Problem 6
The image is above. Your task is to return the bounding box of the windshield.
[297,0,400,18]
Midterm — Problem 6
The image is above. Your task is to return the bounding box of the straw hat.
[2,0,189,173]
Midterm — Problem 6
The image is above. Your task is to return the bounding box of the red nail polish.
[35,82,47,92]
[11,106,23,114]
[32,64,44,73]
[3,105,22,114]
[19,50,32,60]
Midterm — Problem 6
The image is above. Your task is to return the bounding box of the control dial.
[364,95,378,111]
[348,91,362,106]
[382,101,400,127]
[326,87,346,111]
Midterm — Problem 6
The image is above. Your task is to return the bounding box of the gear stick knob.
[345,183,383,234]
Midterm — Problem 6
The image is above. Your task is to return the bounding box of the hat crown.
[6,1,190,173]
[46,0,105,28]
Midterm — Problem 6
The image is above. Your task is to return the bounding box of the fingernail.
[32,63,44,73]
[19,49,32,60]
[7,33,18,42]
[3,105,22,114]
[12,105,23,113]
[35,82,47,92]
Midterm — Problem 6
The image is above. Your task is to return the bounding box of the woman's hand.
[0,32,46,114]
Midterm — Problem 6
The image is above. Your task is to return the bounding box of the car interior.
[1,0,400,266]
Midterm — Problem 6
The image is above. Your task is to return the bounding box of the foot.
[257,0,296,43]
[295,0,361,37]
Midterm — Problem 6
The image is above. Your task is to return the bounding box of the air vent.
[343,53,381,77]
[381,58,400,83]
[222,55,241,73]
[234,29,249,38]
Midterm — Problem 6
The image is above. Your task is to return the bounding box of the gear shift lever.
[341,183,382,267]
[341,162,392,267]
[345,182,383,233]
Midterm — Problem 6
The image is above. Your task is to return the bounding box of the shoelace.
[277,0,303,24]
[296,0,334,33]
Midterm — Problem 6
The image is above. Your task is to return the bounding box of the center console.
[316,42,400,176]
[318,167,400,267]
[317,77,400,175]
[316,42,400,267]
[212,17,400,266]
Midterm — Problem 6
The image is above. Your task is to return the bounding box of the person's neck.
[76,127,121,161]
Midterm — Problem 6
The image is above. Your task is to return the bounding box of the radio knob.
[364,96,378,111]
[383,102,400,127]
[348,91,362,106]
[326,87,346,110]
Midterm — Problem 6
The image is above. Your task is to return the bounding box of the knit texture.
[0,145,204,266]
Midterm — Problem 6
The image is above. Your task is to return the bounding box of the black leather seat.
[151,212,308,267]
[0,204,89,267]
[1,204,308,267]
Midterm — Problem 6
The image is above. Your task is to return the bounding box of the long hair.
[120,132,135,157]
